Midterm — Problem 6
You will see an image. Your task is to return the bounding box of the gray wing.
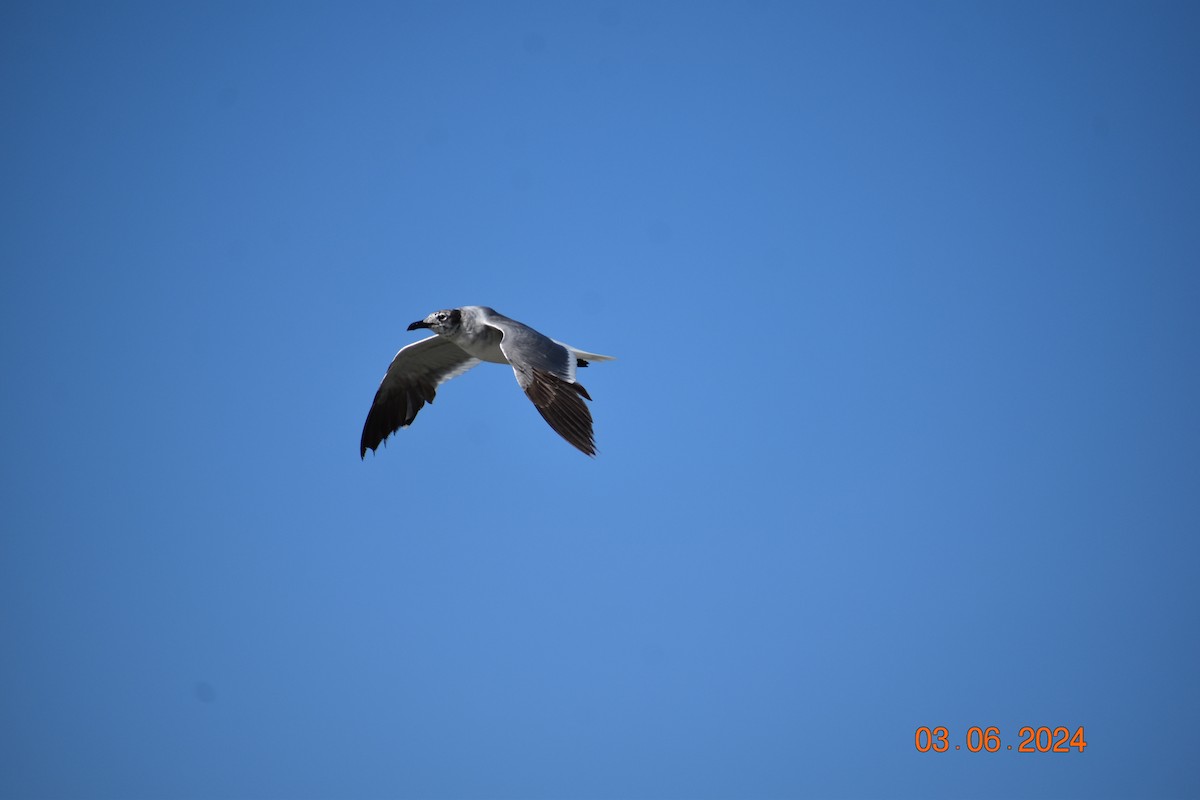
[360,336,480,458]
[479,309,576,380]
[483,311,597,457]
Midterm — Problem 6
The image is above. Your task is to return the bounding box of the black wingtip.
[523,370,599,457]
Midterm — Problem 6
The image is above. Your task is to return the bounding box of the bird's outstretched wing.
[516,367,596,456]
[360,336,480,457]
[481,311,598,456]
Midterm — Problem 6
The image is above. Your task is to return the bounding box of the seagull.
[360,306,614,458]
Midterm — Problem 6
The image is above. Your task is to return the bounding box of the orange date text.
[914,726,1086,753]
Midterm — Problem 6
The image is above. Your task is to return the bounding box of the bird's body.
[437,306,508,364]
[360,306,613,457]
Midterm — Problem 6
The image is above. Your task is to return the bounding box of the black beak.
[407,320,430,331]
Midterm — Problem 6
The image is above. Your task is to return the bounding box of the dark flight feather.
[522,369,597,456]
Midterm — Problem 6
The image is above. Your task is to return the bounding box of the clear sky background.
[2,2,1198,798]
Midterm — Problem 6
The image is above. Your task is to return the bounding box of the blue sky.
[2,1,1199,797]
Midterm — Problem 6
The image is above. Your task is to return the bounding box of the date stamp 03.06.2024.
[915,726,1086,754]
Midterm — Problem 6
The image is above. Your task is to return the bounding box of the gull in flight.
[361,306,614,457]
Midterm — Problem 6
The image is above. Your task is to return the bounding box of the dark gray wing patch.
[522,369,597,456]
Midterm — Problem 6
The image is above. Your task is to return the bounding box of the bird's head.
[408,308,463,335]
